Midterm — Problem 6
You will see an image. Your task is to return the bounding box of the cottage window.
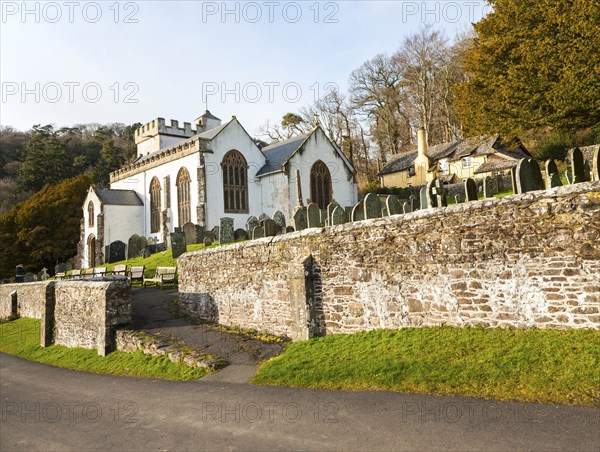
[310,160,332,209]
[462,157,472,168]
[222,150,248,214]
[407,166,416,177]
[88,201,94,227]
[150,177,161,233]
[176,167,191,226]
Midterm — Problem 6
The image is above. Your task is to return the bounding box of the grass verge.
[253,327,600,406]
[0,318,206,380]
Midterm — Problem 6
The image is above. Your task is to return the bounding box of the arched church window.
[88,201,94,227]
[177,167,192,226]
[310,160,332,209]
[222,150,248,214]
[150,177,161,233]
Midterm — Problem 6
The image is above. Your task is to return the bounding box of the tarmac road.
[1,353,598,451]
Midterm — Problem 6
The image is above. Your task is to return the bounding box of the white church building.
[78,111,358,267]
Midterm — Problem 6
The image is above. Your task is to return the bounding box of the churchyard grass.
[0,318,206,380]
[253,327,600,406]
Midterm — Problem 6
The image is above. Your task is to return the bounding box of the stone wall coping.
[180,180,600,260]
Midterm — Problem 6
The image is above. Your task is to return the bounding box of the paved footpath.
[1,353,599,451]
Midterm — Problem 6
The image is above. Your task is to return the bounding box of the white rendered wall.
[103,204,144,250]
[259,172,291,219]
[203,119,267,230]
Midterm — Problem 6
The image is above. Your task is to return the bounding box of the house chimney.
[417,127,428,158]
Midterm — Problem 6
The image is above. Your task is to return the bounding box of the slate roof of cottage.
[95,189,143,206]
[378,135,532,176]
[256,133,311,176]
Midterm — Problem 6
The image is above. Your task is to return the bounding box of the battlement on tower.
[134,118,197,145]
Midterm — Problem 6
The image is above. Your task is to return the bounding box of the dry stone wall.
[178,182,600,339]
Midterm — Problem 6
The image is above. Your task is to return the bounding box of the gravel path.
[130,287,288,365]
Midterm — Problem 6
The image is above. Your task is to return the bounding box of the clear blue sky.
[1,1,488,135]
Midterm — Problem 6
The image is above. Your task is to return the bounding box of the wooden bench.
[143,267,177,289]
[70,269,81,279]
[128,266,145,286]
[81,268,93,278]
[54,272,66,280]
[112,264,128,276]
[93,267,107,278]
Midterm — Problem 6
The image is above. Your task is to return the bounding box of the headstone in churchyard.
[24,272,35,283]
[147,237,157,245]
[219,217,234,244]
[402,202,412,214]
[55,262,67,275]
[464,178,477,202]
[381,200,389,217]
[195,225,205,244]
[234,228,248,242]
[183,223,198,245]
[307,203,321,228]
[544,160,563,188]
[327,201,343,225]
[510,166,517,194]
[286,226,295,233]
[141,247,152,258]
[351,202,364,221]
[331,206,347,225]
[203,237,213,247]
[170,228,187,258]
[593,147,600,181]
[363,193,382,219]
[568,147,586,184]
[292,206,307,231]
[420,187,428,209]
[127,234,142,259]
[107,240,126,263]
[66,262,73,271]
[246,216,259,234]
[455,194,463,204]
[273,211,286,234]
[264,219,277,237]
[434,178,448,207]
[320,209,327,226]
[386,195,402,216]
[156,242,167,253]
[516,158,545,193]
[211,226,220,242]
[409,194,418,211]
[483,176,494,198]
[252,226,264,239]
[345,206,353,220]
[583,160,591,182]
[565,169,573,184]
[258,213,269,223]
[39,268,49,281]
[426,179,438,208]
[204,231,216,244]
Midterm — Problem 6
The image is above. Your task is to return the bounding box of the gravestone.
[331,206,347,225]
[307,203,321,228]
[203,237,213,247]
[234,228,248,242]
[107,240,126,263]
[386,196,402,216]
[583,161,591,182]
[455,194,463,204]
[593,147,600,181]
[127,234,143,259]
[409,194,418,211]
[402,202,412,214]
[55,262,67,275]
[252,226,264,239]
[170,228,187,259]
[568,147,586,184]
[426,179,438,208]
[292,206,307,231]
[204,231,216,244]
[264,219,277,237]
[285,226,295,233]
[211,226,220,242]
[351,202,364,221]
[510,167,518,194]
[464,178,478,202]
[219,217,234,244]
[327,201,343,225]
[24,273,36,283]
[273,211,286,234]
[544,160,563,188]
[246,216,259,234]
[345,206,353,220]
[183,223,198,245]
[258,213,269,223]
[38,268,49,281]
[516,158,545,193]
[483,176,494,198]
[420,187,428,209]
[363,193,382,219]
[434,179,448,207]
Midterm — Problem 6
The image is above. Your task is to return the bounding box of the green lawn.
[0,318,206,380]
[253,327,600,406]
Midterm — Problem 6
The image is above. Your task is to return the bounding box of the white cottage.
[78,111,357,267]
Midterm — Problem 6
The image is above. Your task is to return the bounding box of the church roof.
[197,122,229,140]
[256,133,311,176]
[95,189,143,206]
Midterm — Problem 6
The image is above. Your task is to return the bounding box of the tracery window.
[310,160,332,209]
[176,167,191,226]
[222,150,248,213]
[150,177,161,233]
